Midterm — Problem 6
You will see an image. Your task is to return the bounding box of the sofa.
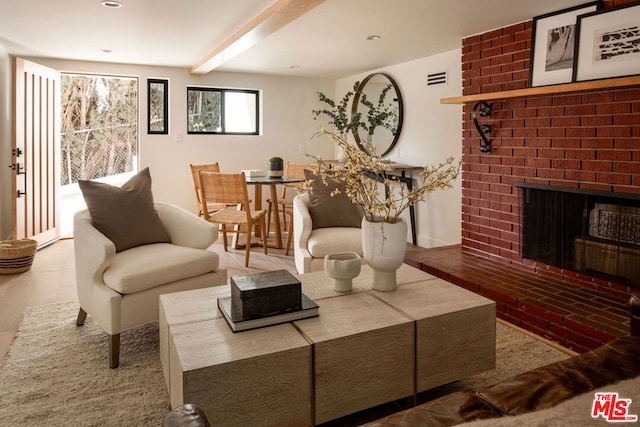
[363,293,640,426]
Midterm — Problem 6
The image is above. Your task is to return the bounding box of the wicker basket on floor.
[0,239,38,274]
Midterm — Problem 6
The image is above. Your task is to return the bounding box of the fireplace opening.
[516,183,640,289]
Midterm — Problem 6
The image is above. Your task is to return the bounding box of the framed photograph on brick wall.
[573,2,640,82]
[529,1,602,87]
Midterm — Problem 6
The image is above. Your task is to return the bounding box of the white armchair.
[74,202,227,368]
[293,193,363,274]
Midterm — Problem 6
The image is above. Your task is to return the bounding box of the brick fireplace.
[460,4,640,298]
[518,183,640,288]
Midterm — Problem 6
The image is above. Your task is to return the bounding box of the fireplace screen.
[517,183,640,288]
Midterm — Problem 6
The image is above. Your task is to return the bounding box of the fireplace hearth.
[517,183,640,289]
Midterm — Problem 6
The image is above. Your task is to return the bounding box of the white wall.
[0,46,12,240]
[336,49,463,247]
[0,50,463,249]
[0,57,334,237]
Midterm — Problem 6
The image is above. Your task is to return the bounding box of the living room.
[1,0,640,425]
[0,0,471,250]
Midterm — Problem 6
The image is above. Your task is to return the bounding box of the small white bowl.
[324,252,362,292]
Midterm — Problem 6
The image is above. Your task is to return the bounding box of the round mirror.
[351,73,403,157]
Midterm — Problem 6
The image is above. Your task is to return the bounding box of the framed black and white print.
[529,1,601,87]
[148,78,168,134]
[574,2,640,82]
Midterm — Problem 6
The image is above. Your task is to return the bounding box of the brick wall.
[460,2,640,289]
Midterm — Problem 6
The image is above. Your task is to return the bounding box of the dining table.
[245,175,304,249]
[241,162,419,250]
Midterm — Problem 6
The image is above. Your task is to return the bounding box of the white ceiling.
[0,0,590,79]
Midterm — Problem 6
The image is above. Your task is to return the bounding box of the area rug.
[0,301,571,426]
[0,302,169,426]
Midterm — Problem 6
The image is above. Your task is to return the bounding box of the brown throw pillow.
[304,169,364,229]
[78,167,171,252]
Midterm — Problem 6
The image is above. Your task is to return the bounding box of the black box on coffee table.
[230,270,302,319]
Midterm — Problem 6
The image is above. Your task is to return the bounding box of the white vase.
[361,217,407,291]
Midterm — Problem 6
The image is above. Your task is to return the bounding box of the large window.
[60,74,138,184]
[187,87,259,135]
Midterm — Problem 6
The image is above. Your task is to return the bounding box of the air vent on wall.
[427,70,448,86]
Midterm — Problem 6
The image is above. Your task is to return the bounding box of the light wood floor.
[0,235,296,361]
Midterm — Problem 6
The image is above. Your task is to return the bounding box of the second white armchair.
[293,193,363,274]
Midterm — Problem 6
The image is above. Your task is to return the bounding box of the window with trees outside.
[61,74,138,184]
[187,87,259,135]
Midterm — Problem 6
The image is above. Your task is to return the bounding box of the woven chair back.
[189,163,220,204]
[199,171,251,210]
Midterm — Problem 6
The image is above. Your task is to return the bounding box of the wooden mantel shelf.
[440,75,640,104]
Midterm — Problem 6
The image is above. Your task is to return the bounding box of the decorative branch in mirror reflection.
[351,73,404,157]
[312,81,362,140]
[359,83,397,137]
[312,81,398,143]
[311,79,400,155]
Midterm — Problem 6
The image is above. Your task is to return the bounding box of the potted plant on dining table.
[267,156,284,178]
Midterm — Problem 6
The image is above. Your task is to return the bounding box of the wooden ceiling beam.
[190,0,326,74]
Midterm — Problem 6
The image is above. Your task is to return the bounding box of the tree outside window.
[60,74,138,184]
[187,87,259,135]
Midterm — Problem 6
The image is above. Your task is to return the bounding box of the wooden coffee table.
[159,264,496,426]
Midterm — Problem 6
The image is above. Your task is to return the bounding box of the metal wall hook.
[477,102,492,117]
[472,100,493,153]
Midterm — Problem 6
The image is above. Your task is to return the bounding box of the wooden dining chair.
[190,163,252,247]
[189,163,225,217]
[199,171,267,267]
[284,206,294,256]
[267,162,313,234]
